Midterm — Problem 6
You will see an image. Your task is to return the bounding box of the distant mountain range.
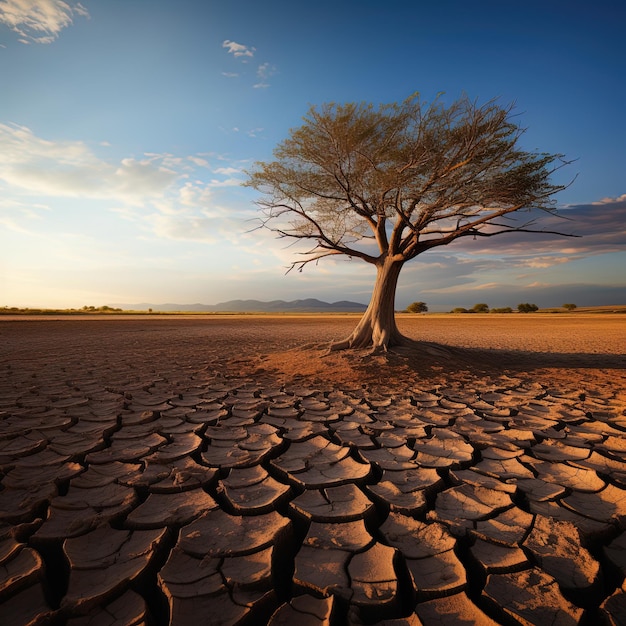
[111,298,368,313]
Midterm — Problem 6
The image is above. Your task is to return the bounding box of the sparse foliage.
[518,302,539,313]
[246,93,573,350]
[491,307,513,313]
[563,303,577,311]
[406,301,428,313]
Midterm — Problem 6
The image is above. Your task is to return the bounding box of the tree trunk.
[331,257,406,351]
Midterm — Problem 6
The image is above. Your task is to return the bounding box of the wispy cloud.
[0,122,253,243]
[0,0,88,44]
[222,39,255,59]
[515,255,583,269]
[591,193,626,205]
[213,166,240,176]
[0,123,178,201]
[254,62,276,88]
[222,40,277,89]
[256,62,275,79]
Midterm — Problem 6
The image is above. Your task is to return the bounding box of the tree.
[246,93,573,350]
[406,301,428,313]
[518,303,539,313]
[563,303,577,311]
[471,303,490,313]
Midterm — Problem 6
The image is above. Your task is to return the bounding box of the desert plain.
[1,313,625,625]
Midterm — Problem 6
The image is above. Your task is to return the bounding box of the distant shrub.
[491,307,513,313]
[562,303,577,311]
[451,307,468,313]
[517,302,539,313]
[471,303,489,313]
[406,301,428,313]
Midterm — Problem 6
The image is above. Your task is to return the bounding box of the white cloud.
[150,213,217,244]
[254,62,277,87]
[0,123,178,201]
[213,166,240,176]
[0,0,88,44]
[222,39,255,59]
[221,42,277,88]
[0,122,255,245]
[515,255,580,269]
[208,177,241,188]
[187,156,210,168]
[145,179,254,247]
[113,158,179,201]
[591,193,626,205]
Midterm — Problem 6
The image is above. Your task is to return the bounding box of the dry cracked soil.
[1,314,625,625]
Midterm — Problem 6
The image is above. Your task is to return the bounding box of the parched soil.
[0,315,625,625]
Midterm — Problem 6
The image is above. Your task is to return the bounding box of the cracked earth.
[1,315,625,625]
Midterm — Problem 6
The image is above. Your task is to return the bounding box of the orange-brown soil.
[244,314,625,392]
[1,315,625,625]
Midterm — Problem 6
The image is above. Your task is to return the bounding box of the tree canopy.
[246,93,573,350]
[518,303,539,313]
[471,303,490,313]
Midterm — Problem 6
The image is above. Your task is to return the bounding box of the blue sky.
[1,0,624,311]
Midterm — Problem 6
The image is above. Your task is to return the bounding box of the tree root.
[327,333,409,354]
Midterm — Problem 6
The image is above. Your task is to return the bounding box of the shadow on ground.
[247,339,626,390]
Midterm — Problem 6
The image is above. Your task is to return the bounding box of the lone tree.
[246,93,573,350]
[406,301,428,313]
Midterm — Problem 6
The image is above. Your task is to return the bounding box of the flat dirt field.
[1,314,625,625]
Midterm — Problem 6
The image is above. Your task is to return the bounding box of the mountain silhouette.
[112,298,368,313]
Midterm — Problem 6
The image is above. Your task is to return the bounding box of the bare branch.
[463,227,581,239]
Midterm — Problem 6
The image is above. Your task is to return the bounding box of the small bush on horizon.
[563,303,577,310]
[405,301,428,313]
[518,302,539,313]
[491,307,513,313]
[81,305,122,312]
[471,303,490,313]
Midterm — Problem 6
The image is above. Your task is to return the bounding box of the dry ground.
[1,315,625,625]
